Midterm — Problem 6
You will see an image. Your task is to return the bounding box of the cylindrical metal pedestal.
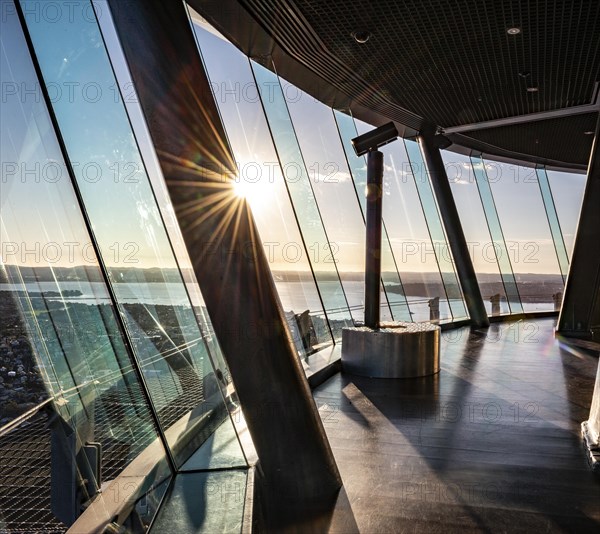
[341,322,440,378]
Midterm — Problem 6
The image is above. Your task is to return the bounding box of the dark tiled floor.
[310,319,600,533]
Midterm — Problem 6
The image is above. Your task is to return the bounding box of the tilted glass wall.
[282,85,391,323]
[334,111,412,322]
[482,159,564,312]
[545,169,587,259]
[95,0,236,390]
[191,12,466,340]
[444,151,513,315]
[535,167,570,282]
[404,140,468,321]
[192,13,484,330]
[1,1,248,531]
[190,18,334,356]
[93,0,248,474]
[377,136,455,322]
[444,150,585,315]
[20,0,245,470]
[249,61,354,338]
[469,154,524,314]
[187,14,586,326]
[1,3,171,529]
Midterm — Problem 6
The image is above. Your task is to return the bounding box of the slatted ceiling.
[214,0,600,166]
[292,0,600,125]
[462,112,598,166]
[238,0,427,130]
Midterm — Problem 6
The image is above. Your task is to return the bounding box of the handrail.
[0,378,101,437]
[0,396,54,438]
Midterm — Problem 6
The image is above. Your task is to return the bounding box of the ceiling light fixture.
[352,30,371,44]
[526,86,539,93]
[507,27,521,35]
[584,131,595,135]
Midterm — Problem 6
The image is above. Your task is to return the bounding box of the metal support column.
[365,150,384,328]
[107,0,341,498]
[558,117,600,340]
[419,134,490,328]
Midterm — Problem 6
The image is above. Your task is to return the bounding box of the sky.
[0,2,587,282]
[1,0,179,271]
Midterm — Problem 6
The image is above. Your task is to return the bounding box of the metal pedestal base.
[341,322,440,378]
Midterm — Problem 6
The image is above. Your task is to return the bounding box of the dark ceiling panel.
[291,0,600,127]
[193,0,600,167]
[236,0,428,130]
[458,112,598,166]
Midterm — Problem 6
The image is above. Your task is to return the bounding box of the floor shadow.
[253,467,359,534]
[319,319,600,532]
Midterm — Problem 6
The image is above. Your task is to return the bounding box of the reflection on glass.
[546,169,586,259]
[20,0,244,468]
[250,61,353,338]
[119,477,172,532]
[404,140,468,320]
[443,151,510,316]
[354,131,453,322]
[151,471,248,533]
[95,0,236,394]
[335,111,412,322]
[483,158,563,312]
[1,5,170,529]
[282,84,379,323]
[192,20,333,356]
[470,155,523,313]
[536,168,569,282]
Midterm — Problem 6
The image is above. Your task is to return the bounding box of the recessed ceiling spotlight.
[507,27,521,35]
[584,131,595,135]
[526,86,539,92]
[352,30,371,44]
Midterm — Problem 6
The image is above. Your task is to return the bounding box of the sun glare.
[233,179,251,199]
[232,178,274,212]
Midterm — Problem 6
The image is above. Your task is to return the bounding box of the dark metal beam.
[418,135,490,328]
[444,103,600,135]
[444,138,589,174]
[107,0,341,498]
[558,117,600,341]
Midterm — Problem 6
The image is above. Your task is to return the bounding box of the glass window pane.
[250,61,354,339]
[191,20,333,357]
[443,150,510,316]
[536,168,569,281]
[470,155,523,313]
[20,0,244,468]
[1,5,170,530]
[546,169,586,259]
[484,158,564,312]
[404,140,468,320]
[95,1,247,466]
[95,0,236,395]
